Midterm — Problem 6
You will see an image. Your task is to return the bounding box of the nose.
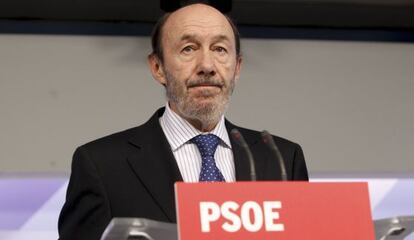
[196,50,216,78]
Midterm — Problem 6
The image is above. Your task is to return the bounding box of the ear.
[147,54,167,86]
[234,56,243,82]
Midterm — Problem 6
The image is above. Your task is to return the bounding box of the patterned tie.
[191,134,225,182]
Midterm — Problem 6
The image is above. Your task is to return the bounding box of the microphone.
[261,130,288,181]
[230,128,257,181]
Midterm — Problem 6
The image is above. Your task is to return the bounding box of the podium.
[374,216,414,240]
[100,218,177,240]
[100,216,414,240]
[101,182,377,239]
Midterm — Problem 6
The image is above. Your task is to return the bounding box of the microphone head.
[231,128,249,148]
[230,128,241,140]
[261,130,273,145]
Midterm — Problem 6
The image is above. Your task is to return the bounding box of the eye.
[214,46,227,54]
[181,45,196,54]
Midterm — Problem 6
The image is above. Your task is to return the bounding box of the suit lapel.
[126,109,183,222]
[225,120,265,181]
[229,131,251,181]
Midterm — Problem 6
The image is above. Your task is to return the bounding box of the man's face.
[149,4,242,129]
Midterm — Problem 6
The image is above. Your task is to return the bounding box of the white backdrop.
[1,34,413,174]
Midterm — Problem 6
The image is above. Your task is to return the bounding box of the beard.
[163,69,235,129]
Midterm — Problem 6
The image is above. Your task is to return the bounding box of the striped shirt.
[159,104,235,182]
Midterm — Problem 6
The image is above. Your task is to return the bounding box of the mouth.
[188,85,221,89]
[187,83,223,99]
[187,82,223,89]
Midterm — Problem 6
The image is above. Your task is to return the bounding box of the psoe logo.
[199,201,284,233]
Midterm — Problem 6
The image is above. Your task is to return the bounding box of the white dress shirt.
[159,103,235,182]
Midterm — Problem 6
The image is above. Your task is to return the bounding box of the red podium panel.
[175,182,374,240]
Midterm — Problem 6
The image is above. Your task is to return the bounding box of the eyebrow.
[179,34,231,44]
[180,34,197,42]
[212,34,231,44]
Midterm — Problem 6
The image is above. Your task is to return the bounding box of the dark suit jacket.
[58,108,308,240]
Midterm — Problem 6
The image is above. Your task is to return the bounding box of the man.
[58,3,308,240]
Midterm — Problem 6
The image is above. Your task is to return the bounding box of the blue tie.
[191,134,225,182]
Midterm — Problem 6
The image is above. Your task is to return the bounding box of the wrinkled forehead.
[162,5,235,45]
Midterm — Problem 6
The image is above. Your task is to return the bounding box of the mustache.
[187,78,224,88]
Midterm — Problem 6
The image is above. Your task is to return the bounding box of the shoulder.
[77,108,164,154]
[78,126,141,152]
[225,120,302,150]
[226,120,308,180]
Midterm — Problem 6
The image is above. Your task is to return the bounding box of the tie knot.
[191,134,220,157]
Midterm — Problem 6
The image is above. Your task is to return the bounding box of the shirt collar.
[159,103,231,151]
